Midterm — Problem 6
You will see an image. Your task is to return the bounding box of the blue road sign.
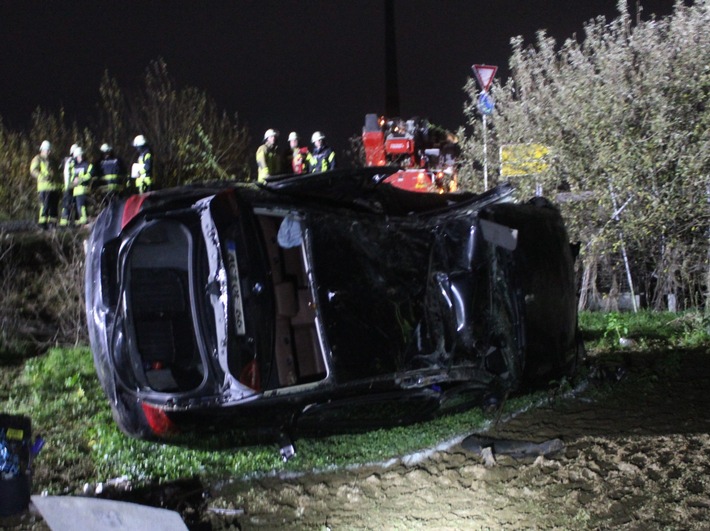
[477,91,495,115]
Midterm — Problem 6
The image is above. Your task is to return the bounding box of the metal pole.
[609,184,638,312]
[482,114,488,191]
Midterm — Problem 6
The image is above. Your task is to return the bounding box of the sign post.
[472,65,497,190]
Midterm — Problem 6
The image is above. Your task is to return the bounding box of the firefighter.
[63,147,93,226]
[287,132,310,174]
[29,140,61,229]
[131,135,153,194]
[59,145,78,226]
[98,143,126,203]
[309,131,335,173]
[256,129,281,182]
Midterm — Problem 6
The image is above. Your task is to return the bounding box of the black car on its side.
[85,168,581,444]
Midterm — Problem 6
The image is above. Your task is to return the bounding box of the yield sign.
[472,64,498,92]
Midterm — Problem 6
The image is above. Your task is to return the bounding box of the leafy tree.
[462,0,710,311]
[96,71,128,154]
[118,59,251,188]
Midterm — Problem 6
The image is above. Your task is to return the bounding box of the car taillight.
[141,402,178,437]
[121,194,149,229]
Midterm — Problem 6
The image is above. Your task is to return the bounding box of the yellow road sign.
[500,143,550,177]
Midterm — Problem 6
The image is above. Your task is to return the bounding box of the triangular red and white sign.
[472,64,498,92]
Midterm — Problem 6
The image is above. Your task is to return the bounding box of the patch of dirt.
[202,350,710,530]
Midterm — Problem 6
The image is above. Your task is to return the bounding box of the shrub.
[461,1,710,311]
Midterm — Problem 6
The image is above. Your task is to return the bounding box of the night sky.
[0,1,676,157]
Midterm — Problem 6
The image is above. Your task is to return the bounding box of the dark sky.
[0,1,676,157]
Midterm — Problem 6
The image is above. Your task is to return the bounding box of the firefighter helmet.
[39,140,51,152]
[311,131,325,143]
[288,132,299,142]
[70,143,79,156]
[263,129,278,141]
[74,147,84,157]
[100,143,112,153]
[133,135,147,147]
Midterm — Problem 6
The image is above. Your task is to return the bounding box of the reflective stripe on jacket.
[256,143,281,182]
[72,160,93,196]
[100,156,125,190]
[291,147,310,174]
[62,157,75,191]
[136,150,152,178]
[133,149,153,193]
[30,155,60,192]
[310,145,335,173]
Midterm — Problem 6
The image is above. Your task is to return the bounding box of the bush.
[461,1,710,311]
[0,231,87,359]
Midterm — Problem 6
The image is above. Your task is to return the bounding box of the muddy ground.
[195,349,710,530]
[5,348,710,530]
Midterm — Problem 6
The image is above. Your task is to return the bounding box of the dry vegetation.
[0,230,87,359]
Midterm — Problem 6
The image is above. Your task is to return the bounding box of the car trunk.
[126,219,207,394]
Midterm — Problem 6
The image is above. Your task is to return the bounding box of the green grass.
[578,309,710,351]
[2,310,708,493]
[0,348,547,491]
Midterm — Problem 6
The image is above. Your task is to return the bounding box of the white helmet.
[133,135,147,147]
[39,140,51,152]
[100,143,112,153]
[73,147,84,157]
[263,129,278,141]
[70,143,79,156]
[288,131,299,142]
[311,131,325,143]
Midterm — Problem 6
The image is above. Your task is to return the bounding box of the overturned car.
[85,167,581,443]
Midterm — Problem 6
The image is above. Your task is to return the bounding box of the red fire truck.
[362,113,459,193]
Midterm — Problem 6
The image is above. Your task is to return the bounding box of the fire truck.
[362,113,459,193]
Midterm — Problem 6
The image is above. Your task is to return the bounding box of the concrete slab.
[30,495,188,531]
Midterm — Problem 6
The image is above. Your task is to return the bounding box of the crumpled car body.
[85,167,580,441]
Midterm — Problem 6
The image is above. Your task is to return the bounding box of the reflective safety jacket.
[256,143,281,182]
[310,144,335,173]
[291,147,310,174]
[133,147,153,193]
[71,159,94,196]
[99,155,126,191]
[62,157,75,192]
[30,155,60,192]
